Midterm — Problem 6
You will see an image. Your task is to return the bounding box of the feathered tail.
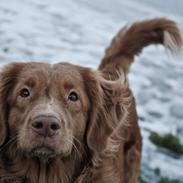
[99,18,183,78]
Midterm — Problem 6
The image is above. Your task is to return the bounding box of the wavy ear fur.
[81,69,110,152]
[0,63,25,146]
[81,68,131,153]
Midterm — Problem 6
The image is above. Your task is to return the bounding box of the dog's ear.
[81,69,111,152]
[81,68,130,153]
[0,63,25,146]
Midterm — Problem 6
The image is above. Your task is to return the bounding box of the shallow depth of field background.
[0,0,183,182]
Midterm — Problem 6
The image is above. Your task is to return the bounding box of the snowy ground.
[0,0,183,182]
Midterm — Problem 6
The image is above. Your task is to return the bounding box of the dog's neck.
[0,142,88,183]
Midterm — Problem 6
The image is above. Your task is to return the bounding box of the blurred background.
[0,0,183,182]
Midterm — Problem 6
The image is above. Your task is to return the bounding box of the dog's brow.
[24,77,37,88]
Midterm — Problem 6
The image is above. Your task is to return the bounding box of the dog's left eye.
[20,88,30,98]
[68,91,79,102]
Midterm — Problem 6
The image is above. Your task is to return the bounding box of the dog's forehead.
[19,62,83,85]
[53,63,82,78]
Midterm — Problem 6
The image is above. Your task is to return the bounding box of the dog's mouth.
[29,145,55,159]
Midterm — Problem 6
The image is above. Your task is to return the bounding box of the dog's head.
[0,62,126,160]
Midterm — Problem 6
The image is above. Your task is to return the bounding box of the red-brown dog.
[0,18,182,183]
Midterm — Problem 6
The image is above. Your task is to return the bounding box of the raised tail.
[99,18,183,78]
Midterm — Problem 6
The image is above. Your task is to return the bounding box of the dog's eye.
[20,88,30,98]
[68,91,79,102]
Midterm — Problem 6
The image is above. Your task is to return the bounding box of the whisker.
[69,135,82,147]
[66,134,88,157]
[66,138,82,158]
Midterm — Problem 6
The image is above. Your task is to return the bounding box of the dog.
[0,18,182,183]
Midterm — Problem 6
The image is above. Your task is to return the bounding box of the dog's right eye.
[68,91,79,102]
[20,88,30,98]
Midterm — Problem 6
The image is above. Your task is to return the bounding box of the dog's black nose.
[31,115,61,137]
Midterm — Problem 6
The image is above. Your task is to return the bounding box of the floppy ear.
[0,63,25,146]
[82,68,130,153]
[81,69,111,152]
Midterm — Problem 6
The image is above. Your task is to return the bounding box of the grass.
[139,176,181,183]
[158,177,181,183]
[138,175,149,183]
[138,168,182,183]
[154,167,160,176]
[149,132,183,155]
[138,174,182,183]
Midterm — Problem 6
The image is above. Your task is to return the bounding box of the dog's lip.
[30,145,55,158]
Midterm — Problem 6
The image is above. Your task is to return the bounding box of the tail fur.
[99,18,183,78]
